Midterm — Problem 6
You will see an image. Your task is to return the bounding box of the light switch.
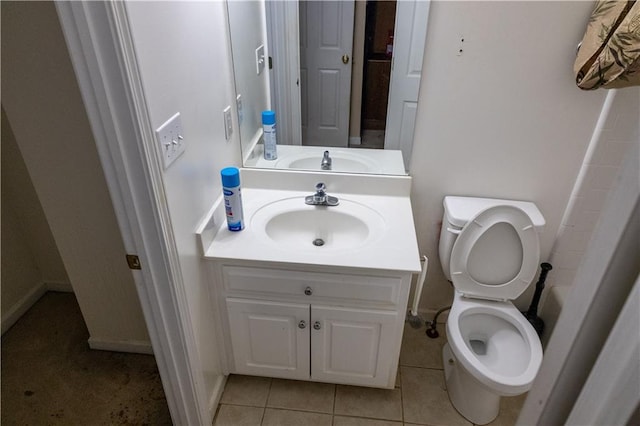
[155,112,185,169]
[255,45,265,75]
[223,106,233,141]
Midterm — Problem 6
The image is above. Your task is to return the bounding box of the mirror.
[227,0,430,175]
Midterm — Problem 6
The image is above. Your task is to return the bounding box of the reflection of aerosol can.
[262,110,278,160]
[221,167,244,231]
[385,31,394,58]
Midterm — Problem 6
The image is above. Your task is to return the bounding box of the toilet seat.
[450,205,540,301]
[446,292,543,396]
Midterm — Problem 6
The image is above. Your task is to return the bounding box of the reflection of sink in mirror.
[244,145,406,175]
[286,157,370,173]
[251,197,386,251]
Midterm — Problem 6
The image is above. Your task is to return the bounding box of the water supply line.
[406,256,428,328]
[426,305,451,338]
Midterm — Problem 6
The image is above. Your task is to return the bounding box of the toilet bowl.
[439,197,545,425]
[443,292,543,424]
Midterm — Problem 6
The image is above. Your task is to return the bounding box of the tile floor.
[213,322,526,426]
[353,130,385,150]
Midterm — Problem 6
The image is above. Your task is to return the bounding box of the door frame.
[266,0,302,146]
[55,2,207,424]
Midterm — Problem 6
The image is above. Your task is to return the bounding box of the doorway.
[359,0,397,149]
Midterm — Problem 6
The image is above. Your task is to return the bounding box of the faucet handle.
[315,182,326,194]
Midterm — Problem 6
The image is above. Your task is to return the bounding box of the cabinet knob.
[313,321,322,330]
[298,320,307,329]
[304,287,313,296]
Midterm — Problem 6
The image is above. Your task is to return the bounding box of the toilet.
[438,196,545,425]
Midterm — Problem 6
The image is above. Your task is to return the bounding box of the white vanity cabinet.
[214,262,412,389]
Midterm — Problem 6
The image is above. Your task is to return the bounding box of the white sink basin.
[244,145,407,175]
[204,169,421,272]
[251,197,385,251]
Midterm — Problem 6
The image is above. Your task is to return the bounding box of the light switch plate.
[236,94,243,125]
[155,112,185,169]
[255,44,265,75]
[223,106,233,141]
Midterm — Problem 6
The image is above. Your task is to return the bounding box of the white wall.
[548,88,639,290]
[1,198,42,322]
[1,1,150,345]
[227,0,270,156]
[124,0,241,416]
[1,107,70,333]
[1,118,45,329]
[410,1,608,311]
[2,108,69,288]
[539,87,639,344]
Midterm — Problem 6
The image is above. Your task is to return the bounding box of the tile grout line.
[257,406,335,420]
[332,384,337,416]
[399,366,405,424]
[398,362,444,372]
[260,378,273,425]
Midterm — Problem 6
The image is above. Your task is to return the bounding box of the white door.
[227,298,310,380]
[310,305,398,387]
[384,0,431,170]
[300,0,354,147]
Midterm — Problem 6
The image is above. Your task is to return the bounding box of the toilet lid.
[450,205,540,301]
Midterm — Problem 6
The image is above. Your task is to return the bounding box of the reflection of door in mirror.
[300,1,355,147]
[258,0,430,172]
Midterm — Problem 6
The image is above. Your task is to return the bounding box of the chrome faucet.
[305,182,339,206]
[321,150,332,170]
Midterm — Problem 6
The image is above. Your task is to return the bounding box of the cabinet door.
[311,305,398,387]
[227,298,310,380]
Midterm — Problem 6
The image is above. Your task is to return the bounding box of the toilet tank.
[439,196,545,281]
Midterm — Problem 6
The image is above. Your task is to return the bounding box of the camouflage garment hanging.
[575,0,640,89]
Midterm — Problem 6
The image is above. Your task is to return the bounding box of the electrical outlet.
[223,106,233,141]
[156,112,185,169]
[255,44,265,75]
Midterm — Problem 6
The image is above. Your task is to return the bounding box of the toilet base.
[443,343,500,425]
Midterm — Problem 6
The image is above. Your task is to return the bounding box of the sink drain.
[312,238,325,247]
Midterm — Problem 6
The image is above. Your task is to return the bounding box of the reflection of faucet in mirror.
[227,0,431,174]
[321,151,332,171]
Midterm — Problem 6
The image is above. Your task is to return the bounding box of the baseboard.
[349,136,361,146]
[45,281,74,292]
[208,374,228,419]
[1,281,47,335]
[88,337,154,354]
